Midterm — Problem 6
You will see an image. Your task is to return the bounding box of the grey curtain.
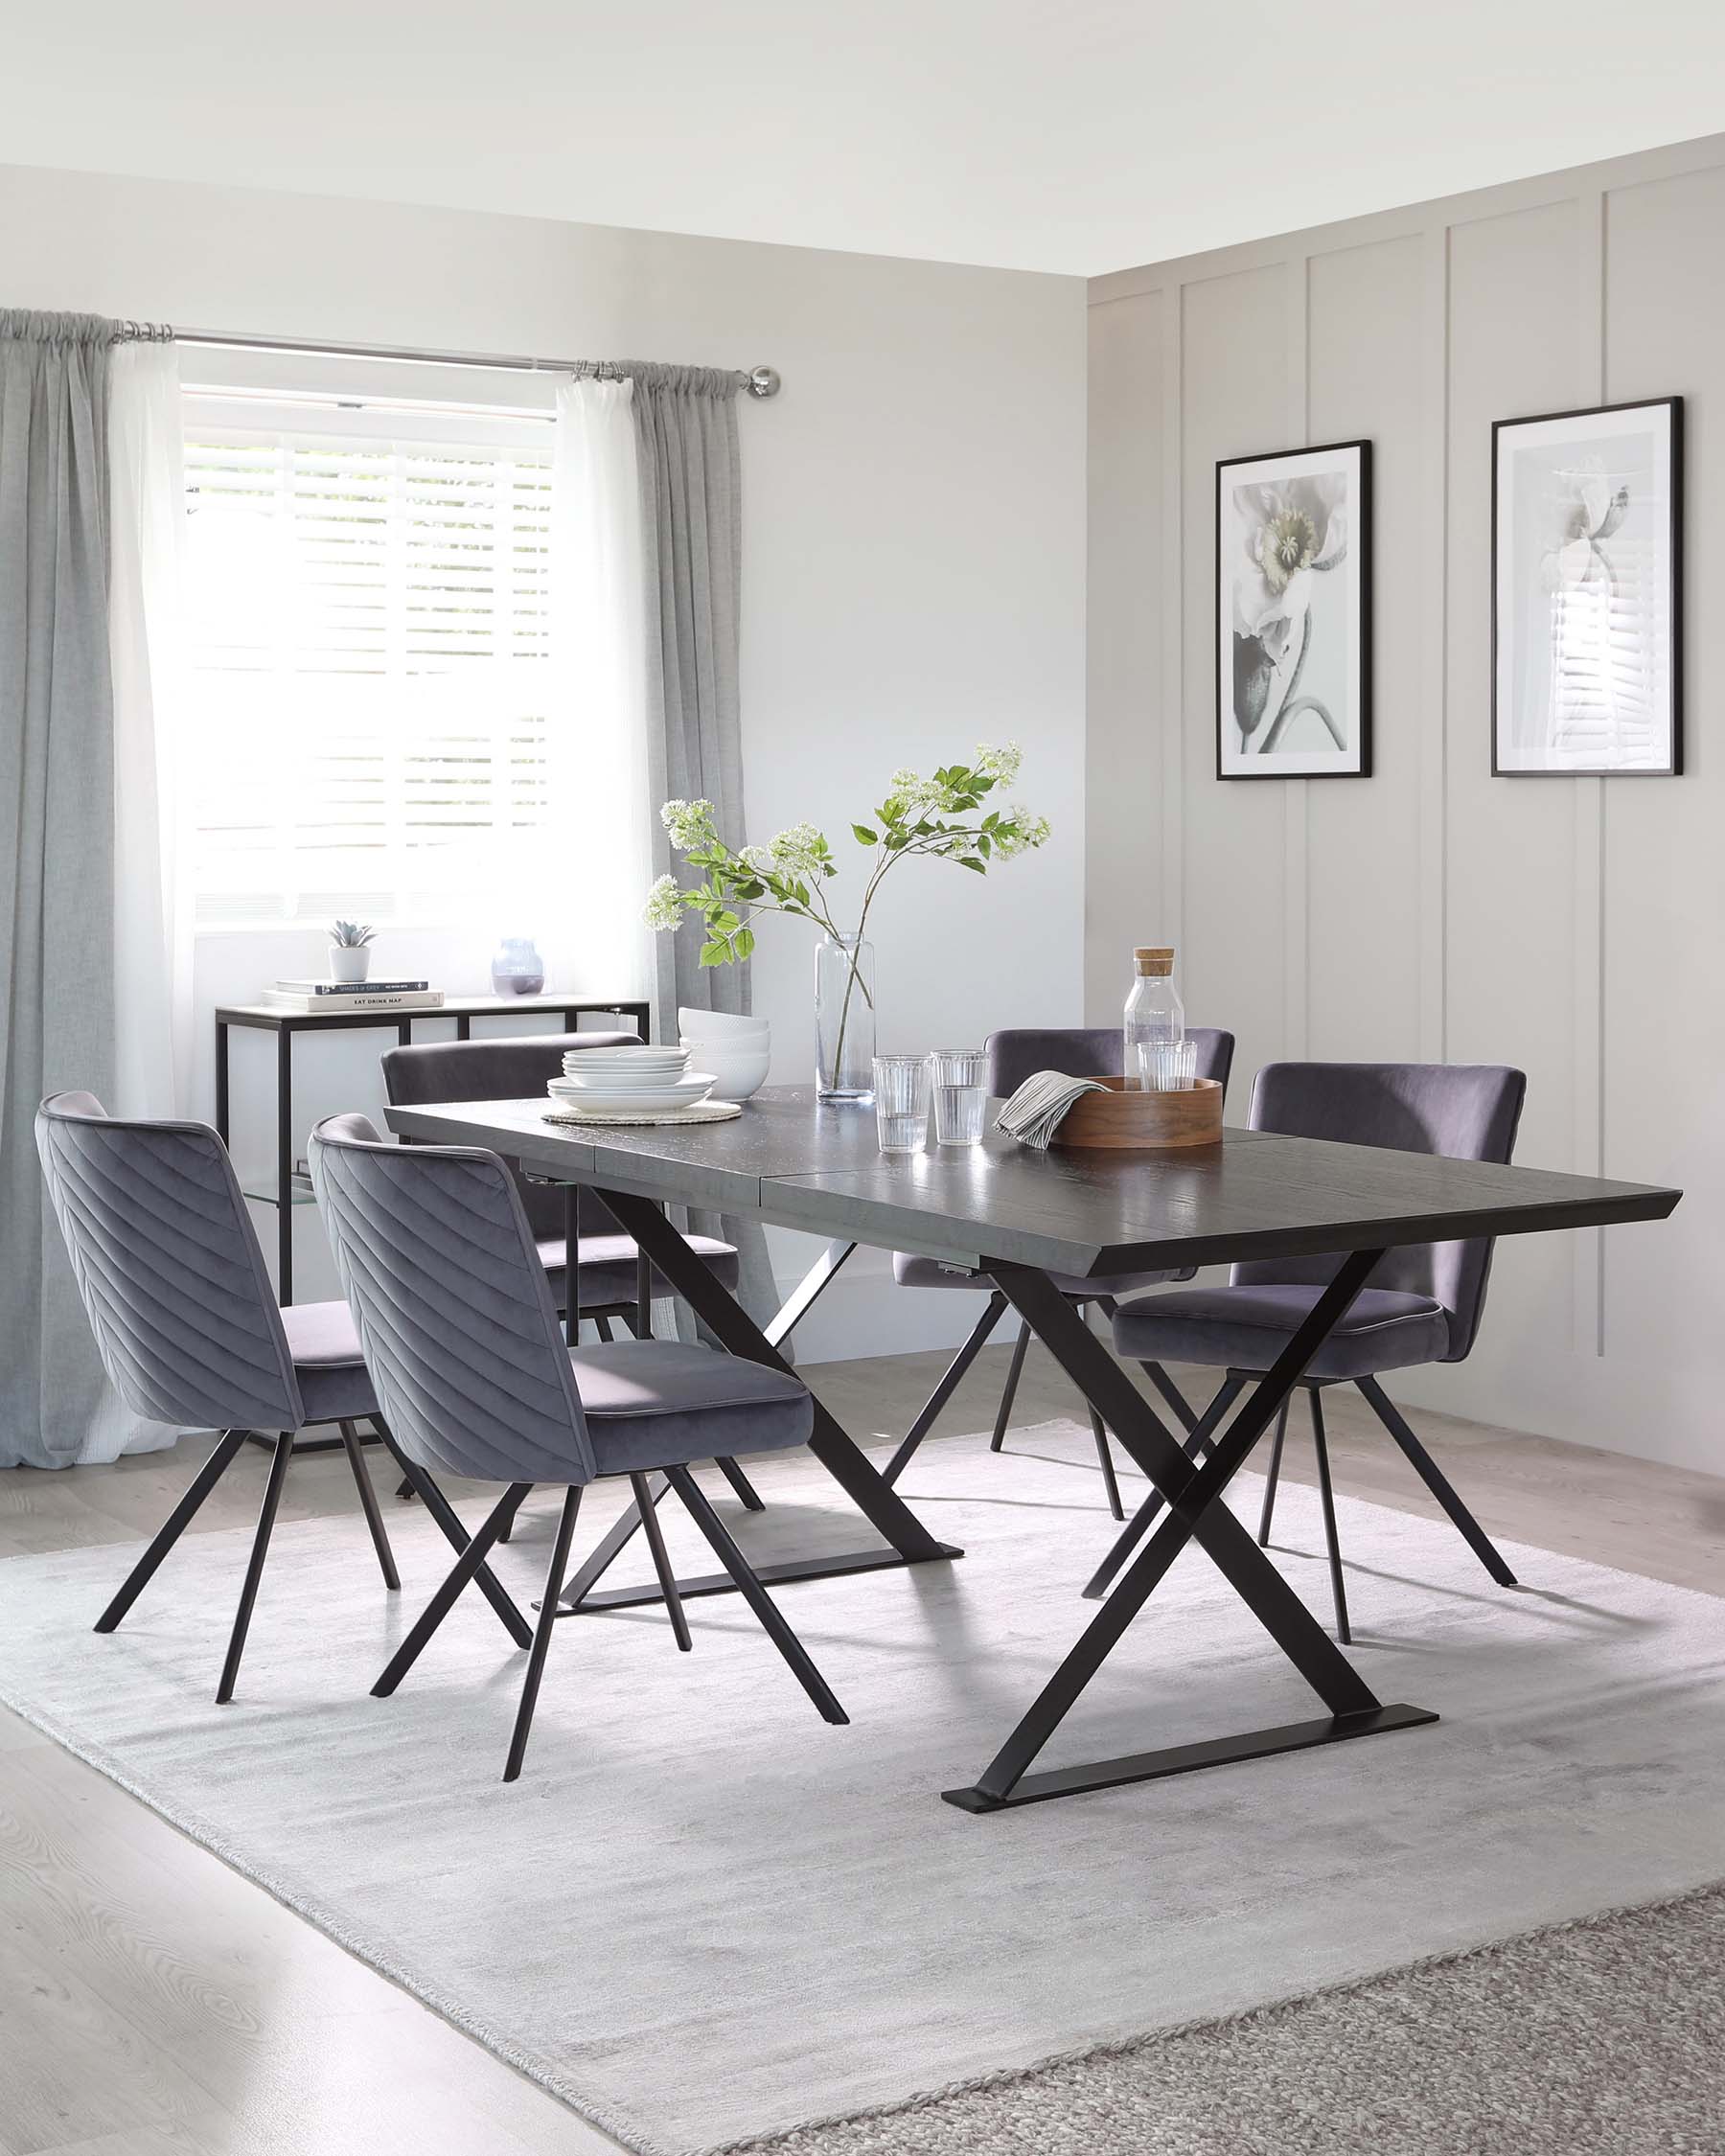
[630,362,780,1334]
[0,311,121,1467]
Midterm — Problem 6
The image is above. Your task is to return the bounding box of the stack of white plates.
[561,1045,689,1081]
[550,1044,715,1114]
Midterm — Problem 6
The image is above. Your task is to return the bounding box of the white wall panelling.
[1088,133,1725,1474]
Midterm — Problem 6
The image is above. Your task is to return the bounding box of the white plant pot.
[329,947,371,983]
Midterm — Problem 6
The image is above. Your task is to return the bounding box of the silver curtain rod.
[174,328,781,398]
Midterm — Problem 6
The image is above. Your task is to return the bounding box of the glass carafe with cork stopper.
[1123,946,1186,1090]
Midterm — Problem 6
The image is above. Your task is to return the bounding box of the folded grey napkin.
[996,1070,1108,1150]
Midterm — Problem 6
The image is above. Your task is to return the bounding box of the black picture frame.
[1490,396,1683,778]
[1215,438,1372,781]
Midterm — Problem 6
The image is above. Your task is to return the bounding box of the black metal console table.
[215,995,650,1303]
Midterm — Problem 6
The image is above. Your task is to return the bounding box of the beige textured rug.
[2,1421,1724,2156]
[735,1882,1725,2154]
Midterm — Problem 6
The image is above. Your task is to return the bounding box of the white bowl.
[686,1043,771,1103]
[678,1006,770,1040]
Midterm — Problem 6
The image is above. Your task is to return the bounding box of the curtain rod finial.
[746,365,780,400]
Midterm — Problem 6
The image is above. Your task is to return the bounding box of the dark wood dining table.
[382,1085,1680,1814]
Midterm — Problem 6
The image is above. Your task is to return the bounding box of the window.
[182,409,557,926]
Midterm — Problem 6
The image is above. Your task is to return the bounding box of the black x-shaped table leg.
[941,1249,1438,1812]
[551,1189,961,1619]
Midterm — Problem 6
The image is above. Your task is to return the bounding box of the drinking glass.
[1134,1037,1197,1092]
[872,1055,932,1153]
[930,1049,987,1144]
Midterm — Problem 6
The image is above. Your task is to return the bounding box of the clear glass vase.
[815,932,876,1102]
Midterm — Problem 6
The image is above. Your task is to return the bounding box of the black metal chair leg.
[374,1483,532,1697]
[1081,1375,1246,1599]
[503,1487,583,1783]
[554,1477,662,1609]
[371,1431,533,1648]
[594,1314,615,1342]
[884,1291,1008,1485]
[376,1417,414,1500]
[632,1473,692,1650]
[216,1432,293,1704]
[989,1319,1032,1452]
[1354,1375,1519,1587]
[1257,1398,1291,1545]
[339,1419,400,1590]
[94,1428,249,1634]
[1079,1305,1125,1519]
[1308,1389,1350,1643]
[664,1466,848,1725]
[1089,1411,1125,1521]
[715,1456,766,1510]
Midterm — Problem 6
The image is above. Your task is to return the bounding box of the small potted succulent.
[327,920,376,984]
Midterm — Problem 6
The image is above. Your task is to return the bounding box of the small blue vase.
[491,936,545,997]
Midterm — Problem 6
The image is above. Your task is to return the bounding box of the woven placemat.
[541,1099,744,1129]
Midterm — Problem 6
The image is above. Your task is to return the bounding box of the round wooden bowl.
[1049,1075,1224,1151]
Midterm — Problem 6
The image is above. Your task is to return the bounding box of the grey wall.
[2,160,1085,1357]
[1087,132,1724,1473]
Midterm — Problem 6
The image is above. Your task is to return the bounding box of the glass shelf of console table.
[239,1174,318,1209]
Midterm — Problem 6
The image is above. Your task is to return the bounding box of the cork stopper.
[1134,946,1175,977]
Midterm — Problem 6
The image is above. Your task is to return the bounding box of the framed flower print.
[1491,398,1682,776]
[1216,439,1371,779]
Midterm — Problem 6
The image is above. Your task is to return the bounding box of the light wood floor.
[4,1347,1723,2156]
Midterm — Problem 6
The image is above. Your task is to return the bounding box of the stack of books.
[260,978,446,1014]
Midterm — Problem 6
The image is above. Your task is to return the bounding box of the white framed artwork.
[1216,439,1370,779]
[1492,398,1682,777]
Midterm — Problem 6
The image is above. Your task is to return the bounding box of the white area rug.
[2,1422,1723,2156]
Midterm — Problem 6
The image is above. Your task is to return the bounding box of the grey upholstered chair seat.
[279,1300,380,1421]
[564,1339,811,1472]
[891,1250,1186,1299]
[1111,1284,1450,1381]
[539,1231,741,1308]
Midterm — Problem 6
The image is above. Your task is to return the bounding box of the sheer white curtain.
[87,339,189,1461]
[108,340,192,1122]
[551,376,652,998]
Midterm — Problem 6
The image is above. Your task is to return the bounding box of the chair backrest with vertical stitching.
[310,1112,596,1485]
[35,1091,304,1432]
[1236,1062,1527,1363]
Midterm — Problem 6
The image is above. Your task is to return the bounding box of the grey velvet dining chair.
[381,1031,742,1335]
[310,1112,845,1782]
[884,1025,1234,1516]
[1092,1061,1528,1640]
[381,1032,760,1521]
[31,1092,503,1704]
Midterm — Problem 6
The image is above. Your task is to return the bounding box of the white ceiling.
[6,0,1723,276]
